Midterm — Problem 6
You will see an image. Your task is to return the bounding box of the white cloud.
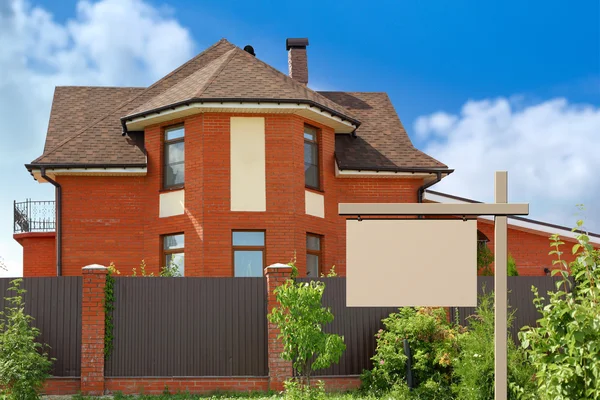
[414,111,457,139]
[418,97,600,233]
[0,0,195,276]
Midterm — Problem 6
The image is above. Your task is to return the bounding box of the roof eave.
[335,164,454,174]
[120,97,361,133]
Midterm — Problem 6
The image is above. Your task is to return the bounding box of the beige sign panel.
[346,219,477,307]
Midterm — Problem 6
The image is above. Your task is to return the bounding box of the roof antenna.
[243,45,256,56]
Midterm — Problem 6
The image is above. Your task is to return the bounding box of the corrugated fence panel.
[106,277,268,377]
[450,276,571,344]
[0,277,81,376]
[296,277,398,376]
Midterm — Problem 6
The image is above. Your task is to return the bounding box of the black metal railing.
[14,199,56,234]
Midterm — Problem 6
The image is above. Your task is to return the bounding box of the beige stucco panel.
[305,190,325,218]
[346,219,477,307]
[230,117,266,212]
[159,189,185,218]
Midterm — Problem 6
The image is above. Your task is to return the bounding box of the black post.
[404,338,414,389]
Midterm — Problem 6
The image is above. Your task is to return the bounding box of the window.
[306,234,322,277]
[163,233,185,276]
[304,125,320,189]
[164,125,185,189]
[232,230,265,277]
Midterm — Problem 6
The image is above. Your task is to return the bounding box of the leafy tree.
[507,254,519,276]
[267,262,345,389]
[519,219,600,400]
[0,279,54,399]
[478,241,495,276]
[478,243,519,276]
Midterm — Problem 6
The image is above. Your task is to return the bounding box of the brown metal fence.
[450,276,571,344]
[105,277,268,377]
[296,277,398,376]
[0,277,82,376]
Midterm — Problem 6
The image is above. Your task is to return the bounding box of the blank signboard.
[346,219,477,307]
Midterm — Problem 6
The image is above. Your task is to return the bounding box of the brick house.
[14,38,598,278]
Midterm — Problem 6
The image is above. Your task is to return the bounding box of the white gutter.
[335,163,451,180]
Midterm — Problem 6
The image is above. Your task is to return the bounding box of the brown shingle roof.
[126,46,356,122]
[31,39,236,166]
[42,86,145,157]
[29,39,448,172]
[320,92,448,170]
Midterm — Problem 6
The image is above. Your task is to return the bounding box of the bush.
[0,279,54,399]
[452,291,536,400]
[519,221,600,400]
[508,254,519,276]
[360,307,459,397]
[267,262,345,391]
[283,379,326,400]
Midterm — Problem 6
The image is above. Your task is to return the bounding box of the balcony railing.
[14,199,56,234]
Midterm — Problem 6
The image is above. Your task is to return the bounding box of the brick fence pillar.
[81,264,108,395]
[264,263,294,392]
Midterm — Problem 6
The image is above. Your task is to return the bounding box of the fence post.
[81,264,108,395]
[264,263,294,392]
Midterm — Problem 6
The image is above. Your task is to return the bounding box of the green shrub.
[267,262,345,391]
[519,220,600,400]
[360,307,459,397]
[478,241,495,276]
[283,379,326,400]
[0,279,54,399]
[452,291,536,400]
[508,254,519,276]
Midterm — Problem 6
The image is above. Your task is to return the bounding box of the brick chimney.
[286,38,309,85]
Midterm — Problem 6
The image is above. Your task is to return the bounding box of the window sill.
[159,186,185,193]
[305,186,324,195]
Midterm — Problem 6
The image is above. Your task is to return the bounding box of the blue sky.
[0,0,599,275]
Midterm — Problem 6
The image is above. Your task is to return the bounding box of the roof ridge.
[194,48,237,98]
[55,85,147,89]
[35,39,232,163]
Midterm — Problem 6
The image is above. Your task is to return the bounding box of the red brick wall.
[80,266,107,395]
[42,377,81,395]
[19,112,584,278]
[477,219,580,276]
[57,175,146,276]
[15,232,56,277]
[16,113,422,278]
[105,377,269,395]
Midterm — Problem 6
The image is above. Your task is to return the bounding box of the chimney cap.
[286,38,309,50]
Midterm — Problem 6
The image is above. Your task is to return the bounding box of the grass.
[70,391,374,400]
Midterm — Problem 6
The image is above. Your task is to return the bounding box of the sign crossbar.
[339,202,528,216]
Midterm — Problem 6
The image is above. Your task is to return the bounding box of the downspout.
[417,171,443,219]
[41,167,62,276]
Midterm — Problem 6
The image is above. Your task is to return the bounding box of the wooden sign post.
[339,171,526,399]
